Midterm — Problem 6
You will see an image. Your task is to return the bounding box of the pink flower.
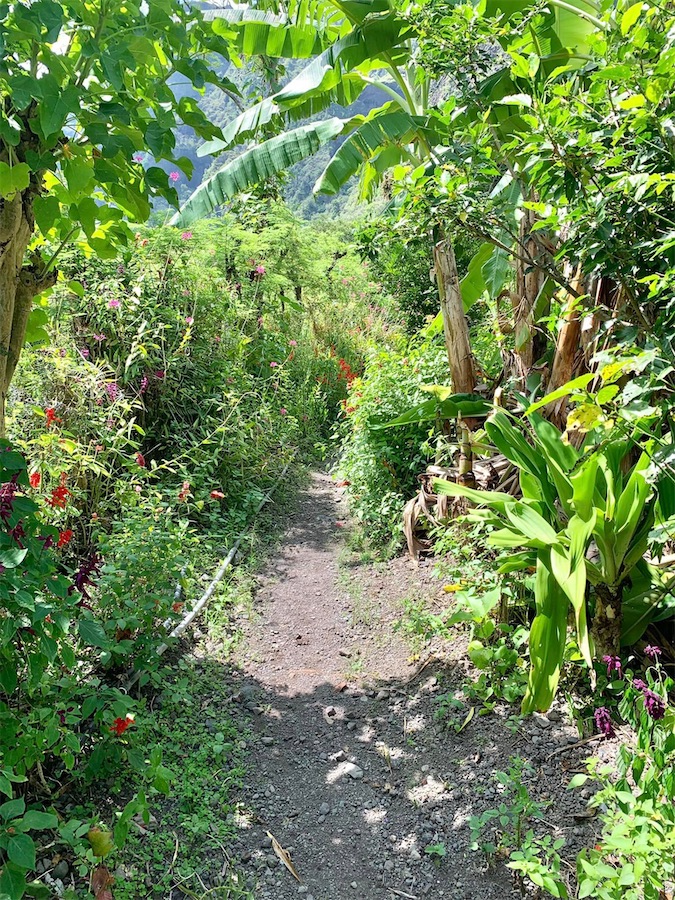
[169,171,180,182]
[280,408,287,416]
[79,347,90,358]
[180,231,193,240]
[270,361,279,368]
[210,490,225,500]
[133,154,144,163]
[108,299,120,309]
[257,316,264,326]
[289,340,297,347]
[214,336,221,343]
[155,370,165,380]
[185,316,194,325]
[139,375,148,394]
[255,264,266,275]
[92,333,106,342]
[105,383,119,401]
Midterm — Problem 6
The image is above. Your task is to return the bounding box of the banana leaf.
[371,394,492,429]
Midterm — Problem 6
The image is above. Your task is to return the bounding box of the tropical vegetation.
[1,0,674,895]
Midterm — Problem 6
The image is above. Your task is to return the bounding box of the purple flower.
[0,476,19,523]
[632,679,648,692]
[644,645,662,660]
[169,171,180,183]
[643,689,666,721]
[108,299,120,309]
[602,655,623,679]
[155,370,165,380]
[70,553,102,604]
[594,707,615,738]
[92,333,106,342]
[79,347,90,359]
[105,383,119,402]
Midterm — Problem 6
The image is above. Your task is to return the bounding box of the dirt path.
[225,473,599,900]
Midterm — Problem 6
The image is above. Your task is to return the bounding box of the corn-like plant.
[435,410,674,713]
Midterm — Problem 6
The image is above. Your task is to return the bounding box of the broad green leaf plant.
[435,408,672,713]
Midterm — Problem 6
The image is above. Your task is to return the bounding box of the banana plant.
[171,0,603,401]
[434,409,672,713]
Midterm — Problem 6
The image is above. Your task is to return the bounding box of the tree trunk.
[433,233,475,395]
[512,207,548,386]
[432,230,477,484]
[0,186,55,435]
[591,583,623,658]
[545,264,585,427]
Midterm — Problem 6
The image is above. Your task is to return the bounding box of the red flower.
[29,472,41,489]
[172,601,184,613]
[57,529,74,548]
[47,485,71,509]
[135,452,146,468]
[45,407,61,428]
[177,481,191,502]
[110,715,134,736]
[210,490,225,499]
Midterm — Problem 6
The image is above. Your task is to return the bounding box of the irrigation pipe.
[125,453,297,691]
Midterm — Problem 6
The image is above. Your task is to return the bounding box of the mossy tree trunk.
[0,182,56,435]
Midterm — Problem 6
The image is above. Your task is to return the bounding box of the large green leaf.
[315,107,433,194]
[621,560,674,645]
[372,394,492,429]
[198,73,368,156]
[433,478,519,514]
[486,410,559,516]
[504,502,560,546]
[173,119,347,226]
[551,511,596,669]
[522,550,569,714]
[275,11,408,107]
[524,373,594,415]
[459,243,493,311]
[614,451,652,567]
[208,8,334,58]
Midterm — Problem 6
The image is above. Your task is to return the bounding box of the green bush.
[337,333,450,546]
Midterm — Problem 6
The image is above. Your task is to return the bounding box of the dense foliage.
[0,205,393,898]
[2,0,675,896]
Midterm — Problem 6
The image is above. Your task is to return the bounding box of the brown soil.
[221,472,609,900]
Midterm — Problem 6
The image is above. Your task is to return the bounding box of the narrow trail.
[223,473,595,900]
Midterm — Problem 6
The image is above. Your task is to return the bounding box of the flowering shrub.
[570,650,675,899]
[0,445,167,897]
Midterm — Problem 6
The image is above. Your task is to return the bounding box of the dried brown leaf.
[92,865,114,900]
[267,830,301,882]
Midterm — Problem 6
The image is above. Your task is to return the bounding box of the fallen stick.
[545,733,603,760]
